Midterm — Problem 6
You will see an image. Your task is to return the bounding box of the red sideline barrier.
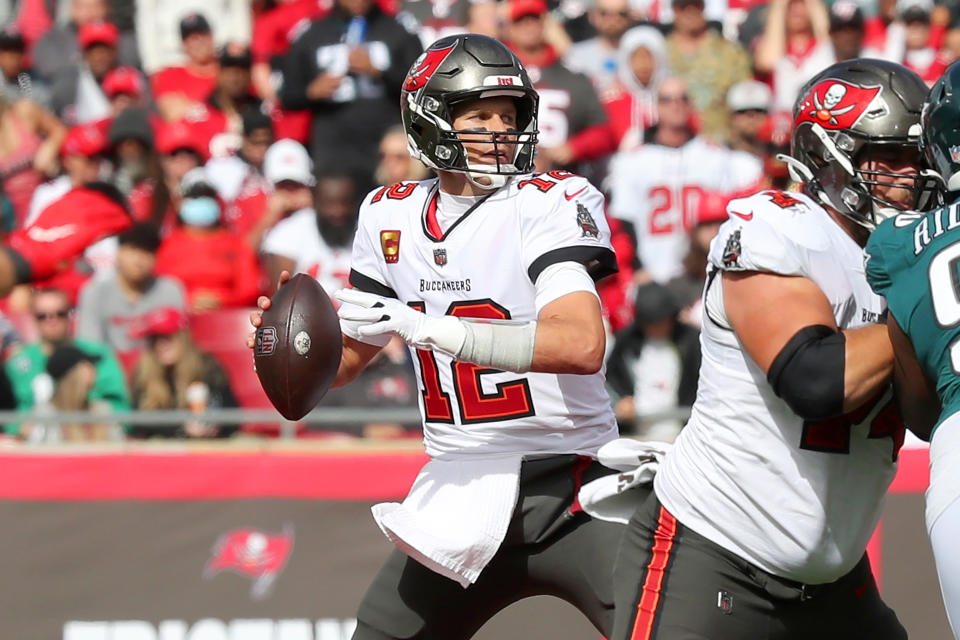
[0,449,429,501]
[0,445,931,590]
[0,445,929,501]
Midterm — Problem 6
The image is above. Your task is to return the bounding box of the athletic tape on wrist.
[458,320,537,373]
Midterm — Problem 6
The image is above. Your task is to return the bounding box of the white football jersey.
[608,137,762,283]
[345,172,619,458]
[655,189,899,584]
[261,208,353,294]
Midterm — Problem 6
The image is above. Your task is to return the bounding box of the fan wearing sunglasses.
[3,286,129,439]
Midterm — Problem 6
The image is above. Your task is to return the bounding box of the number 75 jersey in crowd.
[344,172,619,458]
[866,204,960,434]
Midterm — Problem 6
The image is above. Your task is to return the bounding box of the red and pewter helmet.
[779,58,938,229]
[401,34,539,190]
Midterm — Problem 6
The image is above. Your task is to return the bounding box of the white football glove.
[334,289,466,356]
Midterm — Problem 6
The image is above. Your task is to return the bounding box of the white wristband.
[457,320,537,373]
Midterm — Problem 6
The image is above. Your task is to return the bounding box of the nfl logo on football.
[434,248,447,266]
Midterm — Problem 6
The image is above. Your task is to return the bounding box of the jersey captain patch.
[577,202,599,238]
[380,230,401,264]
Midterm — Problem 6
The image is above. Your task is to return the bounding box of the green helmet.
[921,61,960,196]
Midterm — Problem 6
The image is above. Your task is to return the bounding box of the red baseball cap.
[78,20,119,49]
[156,120,206,158]
[102,66,143,98]
[509,0,547,21]
[130,307,188,339]
[61,123,109,158]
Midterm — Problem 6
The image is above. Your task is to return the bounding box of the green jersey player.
[865,60,960,640]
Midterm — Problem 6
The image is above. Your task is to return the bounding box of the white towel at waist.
[371,455,523,588]
[577,438,672,524]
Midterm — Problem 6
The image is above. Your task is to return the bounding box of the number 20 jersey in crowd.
[655,189,904,584]
[345,171,619,458]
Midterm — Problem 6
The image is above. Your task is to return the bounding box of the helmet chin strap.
[464,163,515,190]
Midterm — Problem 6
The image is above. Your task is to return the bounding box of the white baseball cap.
[180,166,215,195]
[727,80,772,113]
[264,139,315,187]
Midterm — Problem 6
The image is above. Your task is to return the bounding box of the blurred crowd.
[0,0,950,441]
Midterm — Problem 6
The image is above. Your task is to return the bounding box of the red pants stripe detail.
[630,506,678,640]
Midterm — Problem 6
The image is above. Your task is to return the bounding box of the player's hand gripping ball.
[254,274,342,420]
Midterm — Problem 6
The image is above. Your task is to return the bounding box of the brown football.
[254,274,343,420]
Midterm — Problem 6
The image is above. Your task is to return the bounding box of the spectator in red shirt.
[603,25,668,152]
[155,167,262,311]
[182,43,264,160]
[150,13,219,122]
[27,122,109,226]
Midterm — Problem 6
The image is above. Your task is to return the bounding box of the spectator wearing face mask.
[154,167,262,311]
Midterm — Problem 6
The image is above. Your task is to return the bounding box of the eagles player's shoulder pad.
[864,210,924,298]
[708,190,826,276]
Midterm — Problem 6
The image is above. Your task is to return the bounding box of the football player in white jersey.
[250,34,628,640]
[610,59,936,640]
[607,76,763,284]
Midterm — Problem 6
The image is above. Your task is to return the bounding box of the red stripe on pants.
[630,506,678,640]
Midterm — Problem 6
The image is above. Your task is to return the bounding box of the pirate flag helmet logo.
[796,79,883,130]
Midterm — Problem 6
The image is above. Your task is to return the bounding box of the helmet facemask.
[408,90,539,190]
[401,35,541,191]
[781,121,939,230]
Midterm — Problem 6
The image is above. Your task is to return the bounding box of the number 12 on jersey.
[410,300,536,423]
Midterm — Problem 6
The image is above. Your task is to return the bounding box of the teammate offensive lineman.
[865,61,960,638]
[250,34,627,640]
[611,59,931,640]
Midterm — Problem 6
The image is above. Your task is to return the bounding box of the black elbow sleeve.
[766,324,846,422]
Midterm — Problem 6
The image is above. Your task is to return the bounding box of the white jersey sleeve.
[518,174,618,285]
[340,188,398,347]
[707,189,829,277]
[347,187,397,299]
